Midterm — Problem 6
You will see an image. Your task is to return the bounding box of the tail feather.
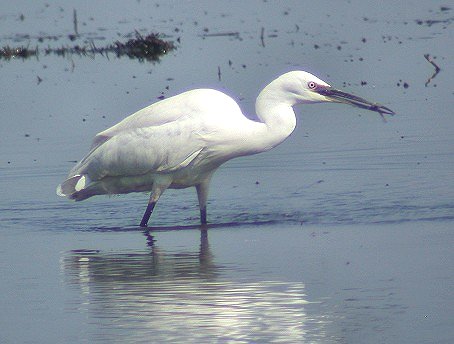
[56,174,90,199]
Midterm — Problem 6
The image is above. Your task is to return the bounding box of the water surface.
[0,1,453,343]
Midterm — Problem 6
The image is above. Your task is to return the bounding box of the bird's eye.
[308,81,317,89]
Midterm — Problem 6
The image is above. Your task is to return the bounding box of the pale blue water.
[1,1,453,343]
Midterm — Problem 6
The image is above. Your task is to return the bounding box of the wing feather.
[94,89,232,141]
[71,119,205,180]
[69,89,244,180]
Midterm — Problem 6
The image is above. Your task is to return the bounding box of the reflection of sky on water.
[1,0,453,228]
[62,230,332,343]
[1,1,453,343]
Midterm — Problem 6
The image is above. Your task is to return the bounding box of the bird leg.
[196,176,212,225]
[140,200,156,227]
[140,180,170,227]
[200,207,207,225]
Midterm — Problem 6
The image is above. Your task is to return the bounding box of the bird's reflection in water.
[63,227,330,343]
[142,226,217,279]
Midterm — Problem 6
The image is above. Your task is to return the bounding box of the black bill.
[317,87,395,115]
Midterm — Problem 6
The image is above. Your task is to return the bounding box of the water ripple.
[62,248,333,343]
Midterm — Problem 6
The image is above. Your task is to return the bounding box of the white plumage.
[57,71,394,226]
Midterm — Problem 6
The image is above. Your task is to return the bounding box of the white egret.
[57,71,394,227]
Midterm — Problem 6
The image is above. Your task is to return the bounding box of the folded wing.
[57,89,243,198]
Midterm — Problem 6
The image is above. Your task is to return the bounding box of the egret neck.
[245,80,298,155]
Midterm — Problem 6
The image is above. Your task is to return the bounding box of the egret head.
[275,71,395,116]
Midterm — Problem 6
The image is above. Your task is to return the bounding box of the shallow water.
[1,222,453,343]
[1,1,453,343]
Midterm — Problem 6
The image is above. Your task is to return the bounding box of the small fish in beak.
[316,86,395,117]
